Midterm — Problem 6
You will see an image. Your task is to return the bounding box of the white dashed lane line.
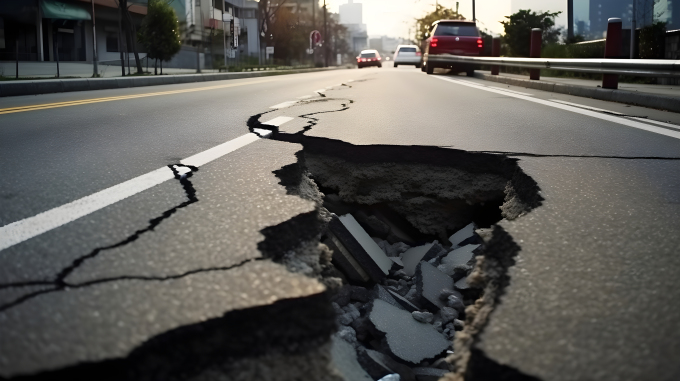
[0,118,296,252]
[270,101,298,109]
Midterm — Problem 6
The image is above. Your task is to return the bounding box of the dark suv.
[422,20,483,76]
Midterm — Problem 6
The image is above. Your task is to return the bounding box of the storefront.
[40,0,91,62]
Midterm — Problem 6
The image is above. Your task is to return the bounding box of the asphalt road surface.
[1,67,680,381]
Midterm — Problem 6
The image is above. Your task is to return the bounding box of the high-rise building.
[339,0,362,25]
[338,0,366,53]
[574,0,664,40]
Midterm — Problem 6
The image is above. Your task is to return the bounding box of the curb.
[473,72,680,114]
[0,67,340,98]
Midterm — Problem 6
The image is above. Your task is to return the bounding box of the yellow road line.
[0,78,281,115]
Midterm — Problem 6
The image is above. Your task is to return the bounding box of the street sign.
[232,17,240,48]
[306,49,314,55]
[310,30,322,47]
[222,13,233,22]
[266,46,275,55]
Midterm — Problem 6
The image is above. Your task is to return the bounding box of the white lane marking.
[181,133,260,167]
[434,76,680,140]
[0,167,174,252]
[490,87,533,96]
[297,95,312,99]
[446,77,533,96]
[346,80,354,82]
[252,128,273,138]
[550,99,625,115]
[269,101,297,109]
[629,117,680,132]
[261,116,295,127]
[1,132,266,252]
[315,89,326,93]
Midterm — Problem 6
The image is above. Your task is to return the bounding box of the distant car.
[423,20,483,76]
[393,45,422,68]
[357,50,382,69]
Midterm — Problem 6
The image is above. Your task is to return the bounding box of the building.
[0,0,146,64]
[339,0,362,24]
[570,0,677,40]
[338,0,366,53]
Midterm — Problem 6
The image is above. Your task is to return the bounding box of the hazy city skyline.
[327,0,568,40]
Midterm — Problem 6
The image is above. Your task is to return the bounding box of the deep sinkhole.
[265,135,543,381]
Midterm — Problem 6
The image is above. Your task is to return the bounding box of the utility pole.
[91,0,98,77]
[118,3,124,76]
[197,0,203,73]
[630,0,636,59]
[567,0,574,40]
[472,0,475,22]
[323,0,328,67]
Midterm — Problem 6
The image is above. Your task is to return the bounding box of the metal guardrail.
[427,55,680,77]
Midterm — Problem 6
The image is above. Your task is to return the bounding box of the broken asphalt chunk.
[374,285,405,310]
[359,348,416,381]
[329,214,393,282]
[369,299,449,364]
[400,243,434,276]
[416,262,455,311]
[325,236,371,283]
[448,222,477,247]
[331,336,373,381]
[411,311,434,324]
[386,288,420,312]
[454,276,470,290]
[412,367,448,381]
[437,244,479,277]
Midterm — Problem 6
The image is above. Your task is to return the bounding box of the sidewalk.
[0,66,340,97]
[0,62,219,79]
[474,70,680,113]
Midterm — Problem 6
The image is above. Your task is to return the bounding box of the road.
[1,67,680,381]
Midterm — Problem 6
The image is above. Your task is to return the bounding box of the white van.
[392,45,422,68]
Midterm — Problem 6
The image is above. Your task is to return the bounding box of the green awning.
[42,0,91,20]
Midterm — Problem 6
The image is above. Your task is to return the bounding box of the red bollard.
[603,18,622,89]
[491,37,501,75]
[529,28,542,80]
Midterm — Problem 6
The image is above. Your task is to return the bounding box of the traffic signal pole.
[323,0,328,67]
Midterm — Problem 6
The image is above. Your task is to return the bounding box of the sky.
[326,0,568,39]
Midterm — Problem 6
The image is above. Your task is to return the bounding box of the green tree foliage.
[414,5,466,42]
[257,2,349,65]
[501,9,562,57]
[639,21,666,59]
[138,0,181,64]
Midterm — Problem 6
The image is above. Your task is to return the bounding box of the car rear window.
[398,47,417,53]
[434,24,480,37]
[361,52,377,58]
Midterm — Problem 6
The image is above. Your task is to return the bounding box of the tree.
[639,21,666,59]
[501,9,562,57]
[138,0,181,74]
[258,0,289,60]
[414,4,466,42]
[118,0,143,74]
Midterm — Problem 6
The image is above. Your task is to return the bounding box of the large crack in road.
[242,90,546,380]
[2,82,546,381]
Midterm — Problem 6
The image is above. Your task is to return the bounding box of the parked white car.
[392,45,422,68]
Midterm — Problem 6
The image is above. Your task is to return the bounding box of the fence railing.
[429,18,680,90]
[428,55,680,78]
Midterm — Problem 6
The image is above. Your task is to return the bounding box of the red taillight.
[377,57,381,60]
[416,52,421,56]
[361,58,366,62]
[477,39,483,48]
[430,38,438,47]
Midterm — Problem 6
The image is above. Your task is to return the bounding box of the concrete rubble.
[324,212,484,380]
